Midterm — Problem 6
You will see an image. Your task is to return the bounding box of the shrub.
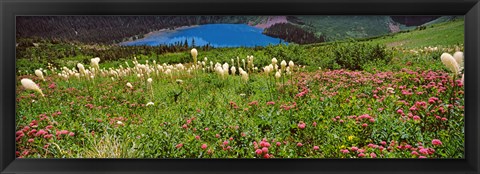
[332,41,392,70]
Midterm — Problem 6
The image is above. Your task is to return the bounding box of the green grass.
[363,19,464,48]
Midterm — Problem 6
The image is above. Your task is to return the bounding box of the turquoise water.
[121,24,287,47]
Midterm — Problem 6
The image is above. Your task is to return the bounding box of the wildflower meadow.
[15,17,465,159]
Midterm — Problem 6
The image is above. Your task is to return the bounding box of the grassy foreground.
[15,20,465,158]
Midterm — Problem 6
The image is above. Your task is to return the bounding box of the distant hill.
[390,16,440,26]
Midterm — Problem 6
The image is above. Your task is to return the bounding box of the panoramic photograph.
[15,16,464,158]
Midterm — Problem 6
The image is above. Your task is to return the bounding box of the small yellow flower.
[348,135,355,141]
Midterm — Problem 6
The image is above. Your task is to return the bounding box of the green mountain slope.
[364,18,464,48]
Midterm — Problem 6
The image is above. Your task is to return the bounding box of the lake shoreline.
[121,25,200,45]
[121,24,287,47]
[143,25,200,38]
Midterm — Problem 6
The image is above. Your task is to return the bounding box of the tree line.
[263,23,326,44]
[16,16,256,44]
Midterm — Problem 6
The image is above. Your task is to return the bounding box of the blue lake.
[121,24,287,47]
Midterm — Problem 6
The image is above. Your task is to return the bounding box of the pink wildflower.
[262,147,268,153]
[351,146,358,151]
[298,122,306,129]
[411,151,419,156]
[201,144,208,150]
[255,149,263,155]
[419,148,429,155]
[432,139,443,146]
[358,153,366,157]
[413,116,421,121]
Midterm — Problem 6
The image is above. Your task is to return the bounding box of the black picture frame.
[1,0,479,173]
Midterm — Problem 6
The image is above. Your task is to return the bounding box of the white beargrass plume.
[165,69,172,79]
[263,64,274,75]
[247,55,254,72]
[236,57,240,69]
[280,60,287,71]
[77,63,86,76]
[231,66,236,75]
[214,65,226,79]
[146,102,154,106]
[191,48,198,66]
[240,71,248,82]
[263,66,270,74]
[440,53,460,75]
[90,57,101,72]
[222,63,229,75]
[35,69,45,81]
[21,78,44,97]
[126,82,133,89]
[275,71,281,79]
[289,60,294,70]
[176,79,183,84]
[147,78,154,100]
[219,68,225,79]
[242,59,246,70]
[271,58,278,65]
[286,67,292,76]
[453,51,464,69]
[197,61,202,67]
[215,66,223,75]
